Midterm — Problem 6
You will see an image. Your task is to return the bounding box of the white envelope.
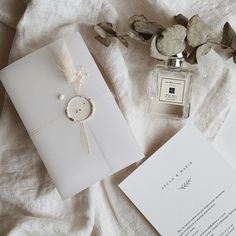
[0,32,144,199]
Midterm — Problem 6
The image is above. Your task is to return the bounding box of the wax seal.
[66,96,94,122]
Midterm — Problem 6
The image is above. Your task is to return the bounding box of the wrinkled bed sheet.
[1,0,236,235]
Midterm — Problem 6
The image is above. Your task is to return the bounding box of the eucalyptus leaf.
[187,15,216,47]
[175,14,188,27]
[233,51,236,63]
[157,24,186,56]
[93,14,236,67]
[133,21,164,35]
[182,50,188,60]
[185,43,211,64]
[94,25,107,38]
[0,82,5,117]
[186,48,197,64]
[128,15,147,26]
[94,22,117,38]
[127,30,152,41]
[221,22,236,50]
[95,35,111,47]
[196,43,211,61]
[150,36,169,61]
[118,36,129,48]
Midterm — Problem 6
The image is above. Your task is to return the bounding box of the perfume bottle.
[147,54,193,119]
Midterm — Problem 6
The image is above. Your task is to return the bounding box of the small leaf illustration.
[179,178,192,190]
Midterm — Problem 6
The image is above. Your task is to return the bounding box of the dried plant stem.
[207,40,235,51]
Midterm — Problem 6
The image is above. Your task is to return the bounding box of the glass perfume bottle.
[147,54,193,119]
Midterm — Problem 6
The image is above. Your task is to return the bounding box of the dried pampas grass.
[56,41,78,84]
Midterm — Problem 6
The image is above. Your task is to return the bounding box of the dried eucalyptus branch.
[93,14,236,64]
[93,22,128,47]
[175,14,188,28]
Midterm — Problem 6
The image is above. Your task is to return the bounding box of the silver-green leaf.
[95,35,112,47]
[128,15,147,26]
[94,22,117,38]
[157,24,186,56]
[118,36,129,48]
[222,22,236,50]
[150,36,169,61]
[133,21,164,35]
[0,82,5,117]
[196,43,211,61]
[186,43,211,64]
[175,14,188,27]
[233,51,236,63]
[127,30,151,41]
[186,48,197,64]
[187,15,216,47]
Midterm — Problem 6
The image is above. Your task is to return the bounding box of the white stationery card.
[0,32,144,199]
[120,125,236,236]
[213,102,236,170]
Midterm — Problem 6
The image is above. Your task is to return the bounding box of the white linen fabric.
[1,0,236,235]
[0,0,26,118]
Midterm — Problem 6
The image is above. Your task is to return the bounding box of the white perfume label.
[159,77,186,105]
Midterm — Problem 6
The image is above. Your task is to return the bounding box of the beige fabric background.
[0,0,26,115]
[1,0,236,236]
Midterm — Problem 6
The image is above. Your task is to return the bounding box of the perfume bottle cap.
[167,52,184,68]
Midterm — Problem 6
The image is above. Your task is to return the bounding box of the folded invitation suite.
[0,32,144,199]
[120,125,236,236]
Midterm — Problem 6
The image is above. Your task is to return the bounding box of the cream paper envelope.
[0,32,144,199]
